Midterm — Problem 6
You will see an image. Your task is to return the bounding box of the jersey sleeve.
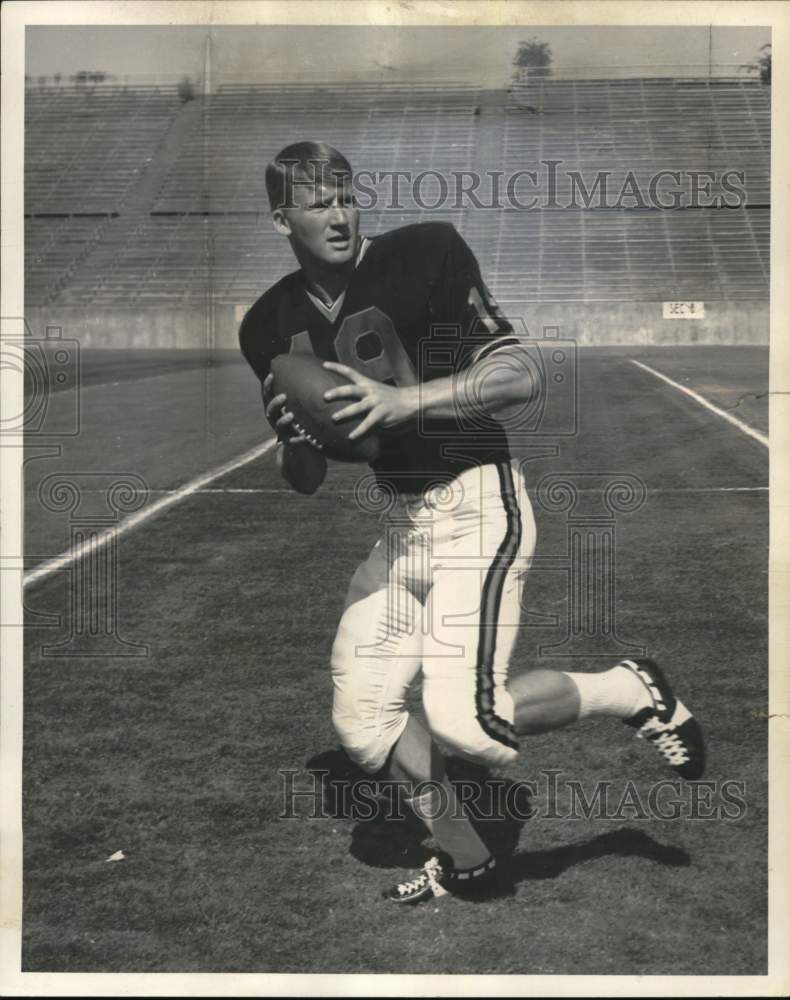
[429,226,521,369]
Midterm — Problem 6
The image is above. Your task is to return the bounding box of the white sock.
[565,665,653,721]
[408,777,490,870]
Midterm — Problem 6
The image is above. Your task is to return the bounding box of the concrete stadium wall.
[24,307,223,350]
[501,299,769,346]
[24,300,768,351]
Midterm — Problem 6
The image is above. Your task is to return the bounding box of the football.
[270,353,381,463]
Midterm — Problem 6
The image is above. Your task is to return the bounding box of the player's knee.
[424,698,519,770]
[329,629,354,676]
[331,710,380,772]
[441,725,519,770]
[331,705,407,775]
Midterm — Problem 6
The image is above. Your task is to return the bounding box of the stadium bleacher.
[25,85,182,216]
[24,78,770,309]
[505,78,770,206]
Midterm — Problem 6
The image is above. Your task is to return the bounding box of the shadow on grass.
[306,748,691,883]
[306,748,527,869]
[512,827,691,883]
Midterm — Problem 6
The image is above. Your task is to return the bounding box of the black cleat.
[383,854,501,904]
[383,855,446,904]
[619,658,706,780]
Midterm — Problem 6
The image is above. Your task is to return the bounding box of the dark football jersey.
[239,222,521,494]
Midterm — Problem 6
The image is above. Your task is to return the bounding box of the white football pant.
[331,459,536,772]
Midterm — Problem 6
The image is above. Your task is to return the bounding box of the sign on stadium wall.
[663,301,706,319]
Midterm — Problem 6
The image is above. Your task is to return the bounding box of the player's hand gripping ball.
[270,354,381,463]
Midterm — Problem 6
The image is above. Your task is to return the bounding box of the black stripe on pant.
[474,461,522,751]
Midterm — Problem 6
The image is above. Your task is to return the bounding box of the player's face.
[276,179,360,267]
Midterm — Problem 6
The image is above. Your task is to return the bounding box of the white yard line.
[630,360,768,449]
[23,438,278,589]
[24,358,770,591]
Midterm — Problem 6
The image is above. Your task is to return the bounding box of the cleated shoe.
[383,855,447,904]
[620,657,706,780]
[383,854,502,904]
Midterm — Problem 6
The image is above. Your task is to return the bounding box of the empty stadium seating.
[23,79,770,308]
[506,77,770,206]
[25,85,182,216]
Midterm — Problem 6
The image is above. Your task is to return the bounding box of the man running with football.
[239,142,705,904]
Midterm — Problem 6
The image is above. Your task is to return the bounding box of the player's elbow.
[471,347,538,411]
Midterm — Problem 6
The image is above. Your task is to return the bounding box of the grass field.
[22,346,768,973]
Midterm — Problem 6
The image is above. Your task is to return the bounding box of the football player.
[239,142,705,904]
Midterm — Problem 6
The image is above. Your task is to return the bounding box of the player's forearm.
[412,346,533,423]
[277,441,327,495]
